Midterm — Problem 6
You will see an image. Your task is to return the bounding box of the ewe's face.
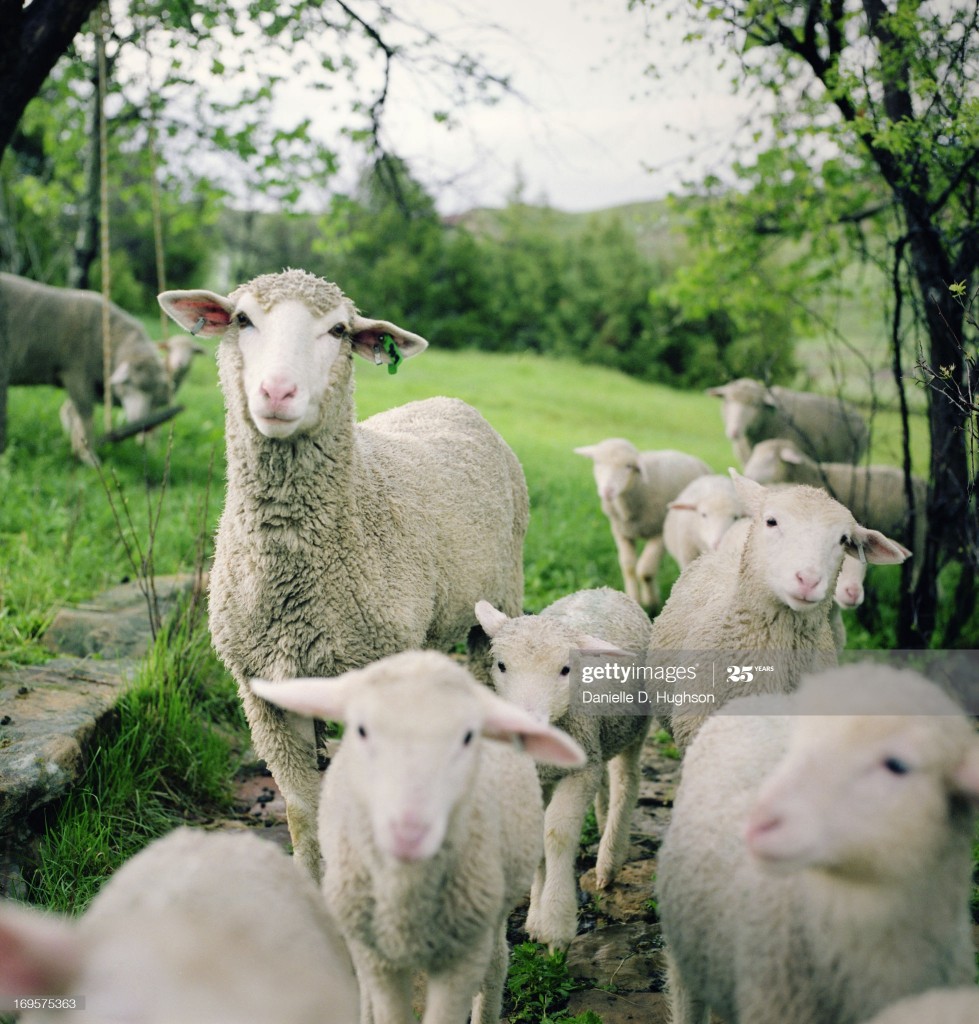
[109,347,171,423]
[234,294,351,439]
[745,716,955,882]
[719,393,762,443]
[751,495,853,611]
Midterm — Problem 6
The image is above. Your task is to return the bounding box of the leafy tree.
[638,0,979,645]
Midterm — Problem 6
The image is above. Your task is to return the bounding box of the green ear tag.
[379,333,403,375]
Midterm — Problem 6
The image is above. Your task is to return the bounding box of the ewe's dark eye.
[883,756,910,775]
[841,534,850,546]
[330,322,347,338]
[497,661,506,673]
[235,311,253,329]
[765,516,778,528]
[462,730,474,747]
[357,725,368,739]
[560,665,571,676]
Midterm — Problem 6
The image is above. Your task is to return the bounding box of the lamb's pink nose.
[794,571,822,598]
[843,585,862,605]
[260,378,298,412]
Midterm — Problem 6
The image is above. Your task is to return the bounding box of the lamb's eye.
[560,665,571,676]
[357,724,368,740]
[497,661,506,673]
[883,756,910,775]
[330,322,347,338]
[462,730,474,747]
[765,516,778,527]
[235,311,253,329]
[840,534,850,546]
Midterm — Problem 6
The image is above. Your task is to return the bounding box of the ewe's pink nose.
[794,570,822,598]
[260,378,298,411]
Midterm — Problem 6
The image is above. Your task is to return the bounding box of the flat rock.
[566,921,666,992]
[0,658,135,832]
[566,989,670,1024]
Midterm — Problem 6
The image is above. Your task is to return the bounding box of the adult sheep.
[742,437,926,565]
[707,377,869,465]
[159,269,530,878]
[1,272,198,464]
[657,665,979,1024]
[574,439,710,609]
[649,474,909,750]
[0,827,359,1023]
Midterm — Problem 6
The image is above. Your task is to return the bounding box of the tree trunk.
[67,75,101,291]
[0,0,101,162]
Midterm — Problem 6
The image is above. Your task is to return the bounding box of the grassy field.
[0,338,933,666]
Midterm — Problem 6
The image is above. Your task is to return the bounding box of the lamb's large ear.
[158,290,234,337]
[951,741,979,804]
[668,500,697,512]
[848,526,911,565]
[250,674,363,722]
[578,635,630,656]
[0,905,81,1009]
[573,445,599,460]
[108,360,132,386]
[729,470,766,516]
[348,316,428,366]
[475,687,586,767]
[779,445,805,465]
[705,385,728,398]
[474,601,510,638]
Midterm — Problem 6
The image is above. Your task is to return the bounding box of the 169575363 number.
[13,997,84,1011]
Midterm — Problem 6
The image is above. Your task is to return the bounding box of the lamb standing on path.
[159,270,530,878]
[649,474,909,750]
[574,439,710,609]
[475,587,653,949]
[252,651,585,1024]
[0,827,359,1024]
[707,377,869,465]
[657,665,979,1024]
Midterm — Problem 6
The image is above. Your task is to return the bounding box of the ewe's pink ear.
[0,905,81,1009]
[476,688,585,767]
[474,601,510,638]
[250,673,363,722]
[348,316,428,366]
[851,527,912,566]
[158,290,234,337]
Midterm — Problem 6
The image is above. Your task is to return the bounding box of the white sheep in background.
[574,439,710,609]
[1,273,199,464]
[706,377,869,465]
[860,987,979,1024]
[474,586,653,950]
[743,437,926,563]
[657,664,979,1024]
[0,827,359,1024]
[159,269,530,879]
[662,473,744,569]
[649,474,909,750]
[252,651,585,1024]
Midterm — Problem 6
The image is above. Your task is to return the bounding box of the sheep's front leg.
[526,766,600,951]
[58,398,99,466]
[425,934,494,1024]
[635,534,664,609]
[349,941,412,1024]
[469,920,508,1024]
[666,950,710,1024]
[595,732,647,888]
[611,527,640,604]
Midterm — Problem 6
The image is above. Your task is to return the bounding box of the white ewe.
[159,269,529,878]
[252,651,585,1024]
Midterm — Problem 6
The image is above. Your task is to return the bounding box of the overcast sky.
[371,0,751,214]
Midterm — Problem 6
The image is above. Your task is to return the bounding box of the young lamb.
[657,664,979,1024]
[743,437,926,561]
[159,269,530,879]
[574,439,710,608]
[649,474,909,750]
[1,272,198,465]
[662,473,744,569]
[251,651,585,1024]
[0,827,359,1024]
[474,587,653,950]
[859,987,979,1024]
[706,377,869,465]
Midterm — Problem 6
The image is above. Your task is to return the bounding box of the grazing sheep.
[474,587,653,950]
[251,651,585,1024]
[657,664,979,1024]
[663,473,744,569]
[1,272,196,465]
[574,439,710,608]
[649,474,909,750]
[159,269,530,879]
[743,437,926,560]
[0,827,359,1024]
[706,377,869,465]
[860,987,979,1024]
